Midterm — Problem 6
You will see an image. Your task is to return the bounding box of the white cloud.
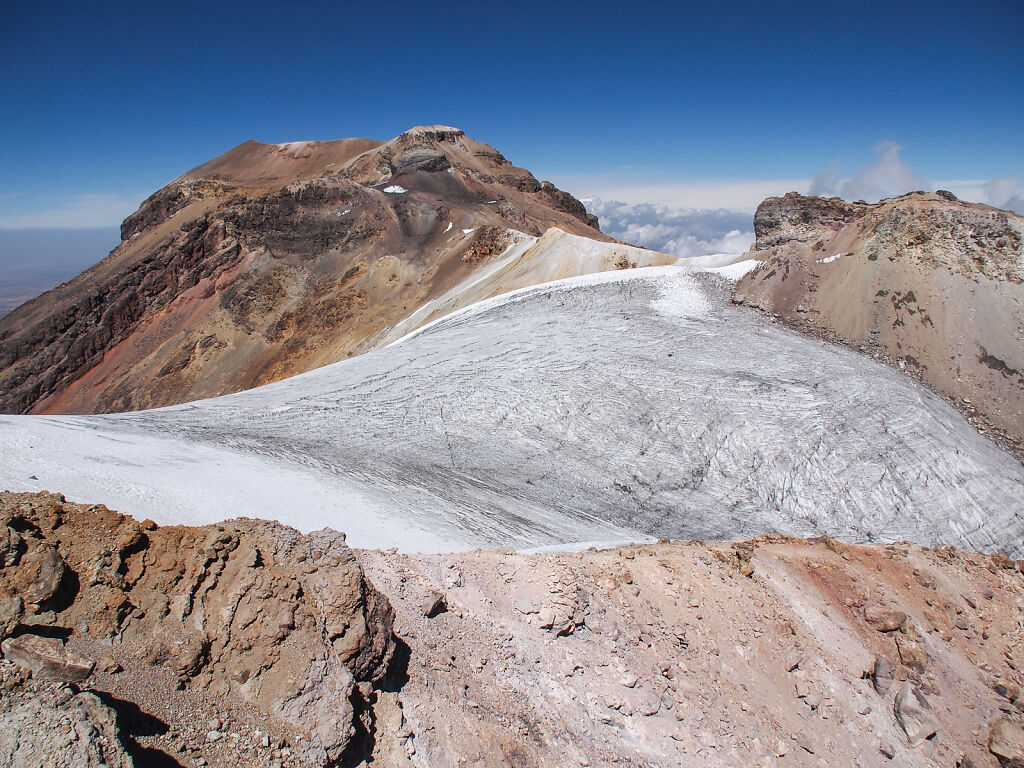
[928,179,1024,213]
[979,177,1024,215]
[0,193,144,229]
[809,141,929,202]
[808,143,1024,215]
[584,198,754,259]
[554,175,808,212]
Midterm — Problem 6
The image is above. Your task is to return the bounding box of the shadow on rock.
[95,691,183,768]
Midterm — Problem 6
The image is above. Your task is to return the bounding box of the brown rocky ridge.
[0,490,398,767]
[4,490,1024,767]
[0,127,618,415]
[733,191,1024,458]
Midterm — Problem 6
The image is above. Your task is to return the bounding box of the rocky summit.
[734,191,1024,456]
[0,127,619,414]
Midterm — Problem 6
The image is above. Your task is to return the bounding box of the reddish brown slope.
[5,490,1024,767]
[0,126,607,414]
[734,191,1024,454]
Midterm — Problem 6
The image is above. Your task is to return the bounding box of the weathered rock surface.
[736,191,1024,457]
[0,126,621,415]
[0,660,134,768]
[873,656,896,694]
[1,634,95,682]
[360,535,1024,767]
[0,491,398,767]
[894,681,939,745]
[990,718,1024,765]
[2,489,1024,766]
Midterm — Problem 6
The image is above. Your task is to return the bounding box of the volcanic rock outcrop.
[0,491,398,767]
[0,665,135,768]
[5,489,1024,768]
[734,191,1024,455]
[358,533,1024,767]
[0,126,634,414]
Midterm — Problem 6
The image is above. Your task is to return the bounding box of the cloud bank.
[557,176,805,212]
[979,177,1024,216]
[584,198,754,259]
[809,141,929,202]
[808,142,1024,214]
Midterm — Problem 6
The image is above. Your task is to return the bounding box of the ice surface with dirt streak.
[0,266,1022,554]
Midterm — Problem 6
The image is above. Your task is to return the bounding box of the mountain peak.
[400,125,464,138]
[0,127,618,415]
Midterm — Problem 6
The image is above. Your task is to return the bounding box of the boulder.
[538,607,556,629]
[420,590,447,618]
[0,634,94,682]
[8,542,66,607]
[990,718,1024,765]
[995,680,1022,703]
[895,634,929,673]
[873,656,896,694]
[865,604,907,632]
[0,669,133,768]
[894,682,938,746]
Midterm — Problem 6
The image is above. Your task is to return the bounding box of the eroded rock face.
[0,127,608,415]
[0,660,134,768]
[737,191,1024,456]
[1,488,1023,767]
[752,194,870,250]
[0,491,397,766]
[990,718,1024,765]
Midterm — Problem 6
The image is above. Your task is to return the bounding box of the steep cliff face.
[735,191,1024,454]
[0,127,608,414]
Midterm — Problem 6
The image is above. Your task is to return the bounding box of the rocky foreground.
[2,491,1024,767]
[0,491,397,767]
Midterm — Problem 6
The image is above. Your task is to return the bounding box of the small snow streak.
[816,253,849,264]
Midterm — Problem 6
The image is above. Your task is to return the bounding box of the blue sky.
[1,0,1022,229]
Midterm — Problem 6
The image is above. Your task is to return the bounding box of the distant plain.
[0,228,118,318]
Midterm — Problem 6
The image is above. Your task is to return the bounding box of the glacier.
[1,266,1022,554]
